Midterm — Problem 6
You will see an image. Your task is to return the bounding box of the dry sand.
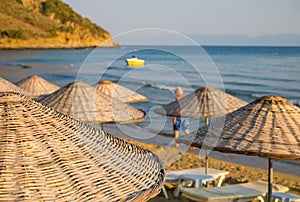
[124,139,300,202]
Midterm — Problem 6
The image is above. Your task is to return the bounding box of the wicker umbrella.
[0,76,31,96]
[155,87,247,174]
[154,87,247,119]
[15,75,59,98]
[39,81,146,124]
[0,92,164,201]
[181,95,300,202]
[96,80,148,103]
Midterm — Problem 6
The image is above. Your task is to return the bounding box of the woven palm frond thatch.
[0,92,164,201]
[96,80,148,103]
[182,95,300,160]
[0,76,31,96]
[39,81,146,124]
[154,87,247,118]
[15,75,59,98]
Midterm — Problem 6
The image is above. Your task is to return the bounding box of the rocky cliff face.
[0,0,119,49]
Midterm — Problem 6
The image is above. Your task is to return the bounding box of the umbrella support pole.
[268,158,273,202]
[205,150,208,175]
[205,118,209,175]
[205,118,209,176]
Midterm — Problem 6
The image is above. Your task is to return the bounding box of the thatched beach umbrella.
[155,87,247,173]
[0,92,164,201]
[15,75,59,98]
[154,87,247,119]
[39,81,146,124]
[96,80,148,103]
[181,95,300,202]
[0,76,31,96]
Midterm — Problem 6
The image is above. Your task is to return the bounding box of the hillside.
[0,0,118,49]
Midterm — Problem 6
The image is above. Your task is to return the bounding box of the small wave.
[148,84,176,91]
[45,73,76,81]
[107,66,121,70]
[249,92,282,100]
[225,81,267,88]
[224,88,255,97]
[16,64,32,69]
[250,93,268,98]
[118,79,176,92]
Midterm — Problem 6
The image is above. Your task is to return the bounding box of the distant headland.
[0,0,120,49]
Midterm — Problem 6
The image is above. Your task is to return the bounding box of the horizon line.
[117,44,300,47]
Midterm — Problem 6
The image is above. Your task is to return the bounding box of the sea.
[1,46,300,174]
[1,45,299,133]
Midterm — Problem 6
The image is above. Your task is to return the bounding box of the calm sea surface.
[1,46,300,174]
[1,45,299,134]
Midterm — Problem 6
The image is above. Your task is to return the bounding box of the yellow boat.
[126,57,145,67]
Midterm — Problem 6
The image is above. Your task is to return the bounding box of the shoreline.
[103,124,300,176]
[0,45,121,50]
[2,44,300,50]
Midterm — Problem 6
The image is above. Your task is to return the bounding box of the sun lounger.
[272,192,300,202]
[166,168,230,186]
[174,174,217,197]
[181,180,289,202]
[178,173,217,188]
[162,168,229,198]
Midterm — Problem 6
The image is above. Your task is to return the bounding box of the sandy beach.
[120,139,300,201]
[104,124,300,202]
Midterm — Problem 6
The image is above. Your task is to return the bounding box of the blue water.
[1,46,300,135]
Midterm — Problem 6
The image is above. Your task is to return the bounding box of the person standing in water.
[173,87,190,146]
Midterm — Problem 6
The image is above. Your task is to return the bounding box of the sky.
[62,0,300,45]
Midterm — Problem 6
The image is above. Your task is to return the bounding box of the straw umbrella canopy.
[15,75,60,98]
[95,80,148,103]
[180,95,300,202]
[0,92,164,201]
[0,76,31,96]
[154,87,247,173]
[39,81,146,124]
[154,87,247,119]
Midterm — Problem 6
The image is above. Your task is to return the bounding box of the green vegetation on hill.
[40,0,107,37]
[0,0,116,48]
[0,0,51,38]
